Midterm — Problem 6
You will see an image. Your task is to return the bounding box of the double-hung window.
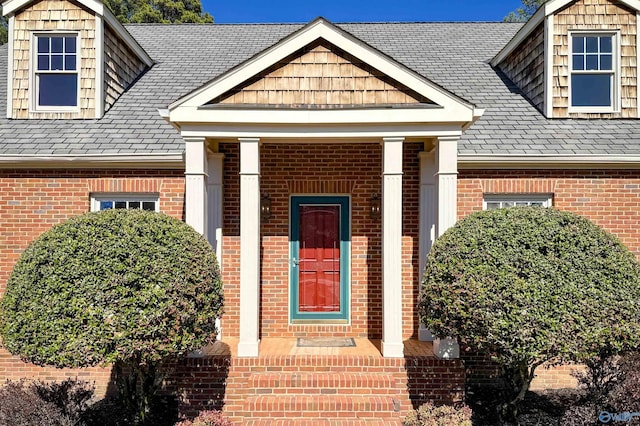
[570,33,618,112]
[34,34,79,110]
[483,194,552,210]
[91,194,159,212]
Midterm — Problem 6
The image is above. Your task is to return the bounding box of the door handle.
[290,258,300,267]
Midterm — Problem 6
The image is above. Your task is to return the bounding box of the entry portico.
[168,18,483,358]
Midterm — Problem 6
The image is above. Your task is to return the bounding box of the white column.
[184,137,208,236]
[207,153,224,263]
[381,137,404,358]
[418,150,436,342]
[238,138,261,357]
[207,152,224,340]
[433,135,460,359]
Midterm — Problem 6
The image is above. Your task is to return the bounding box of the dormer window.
[33,34,79,110]
[569,32,619,112]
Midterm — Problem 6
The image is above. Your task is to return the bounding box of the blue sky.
[204,0,526,24]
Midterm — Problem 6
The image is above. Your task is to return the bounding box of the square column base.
[418,326,435,342]
[237,340,260,357]
[381,340,404,358]
[433,337,459,359]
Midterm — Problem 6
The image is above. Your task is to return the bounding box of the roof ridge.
[123,21,524,26]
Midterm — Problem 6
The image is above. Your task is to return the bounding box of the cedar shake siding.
[212,42,432,107]
[552,0,638,118]
[498,23,545,113]
[12,0,97,119]
[104,25,147,113]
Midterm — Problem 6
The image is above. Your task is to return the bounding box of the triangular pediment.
[170,18,476,116]
[168,18,482,128]
[209,40,433,108]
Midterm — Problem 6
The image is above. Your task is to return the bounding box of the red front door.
[298,205,341,312]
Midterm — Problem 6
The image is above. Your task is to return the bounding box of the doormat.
[297,337,356,347]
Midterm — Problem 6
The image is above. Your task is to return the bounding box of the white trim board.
[0,153,184,168]
[6,15,14,119]
[459,155,640,169]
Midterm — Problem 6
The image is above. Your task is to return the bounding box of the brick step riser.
[249,372,397,389]
[244,419,403,426]
[246,395,399,413]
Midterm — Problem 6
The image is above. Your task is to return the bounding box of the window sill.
[567,106,619,114]
[30,107,80,114]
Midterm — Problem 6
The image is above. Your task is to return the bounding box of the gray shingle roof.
[1,21,639,157]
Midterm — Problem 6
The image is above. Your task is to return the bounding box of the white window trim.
[483,194,553,210]
[567,30,621,114]
[30,31,81,113]
[90,193,160,212]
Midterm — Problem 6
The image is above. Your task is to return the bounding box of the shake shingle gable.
[1,21,640,157]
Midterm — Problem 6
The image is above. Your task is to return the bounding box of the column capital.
[239,138,260,175]
[436,135,461,143]
[435,135,458,176]
[383,137,404,176]
[382,136,405,144]
[184,136,208,176]
[183,136,207,144]
[238,137,260,144]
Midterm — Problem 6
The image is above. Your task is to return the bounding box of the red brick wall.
[458,169,640,256]
[219,142,422,340]
[0,168,185,395]
[458,168,640,389]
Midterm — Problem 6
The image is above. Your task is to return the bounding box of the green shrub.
[608,352,640,414]
[402,402,472,426]
[175,410,232,426]
[0,378,94,426]
[565,351,640,425]
[418,207,640,421]
[0,209,223,424]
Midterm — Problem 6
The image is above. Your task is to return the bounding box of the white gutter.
[0,153,184,168]
[459,155,640,168]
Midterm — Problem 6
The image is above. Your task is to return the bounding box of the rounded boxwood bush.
[418,207,640,420]
[0,209,223,368]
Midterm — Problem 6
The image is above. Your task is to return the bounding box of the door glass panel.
[298,205,340,313]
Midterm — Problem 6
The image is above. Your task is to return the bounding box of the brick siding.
[219,142,422,340]
[0,168,184,396]
[1,163,639,412]
[459,168,640,389]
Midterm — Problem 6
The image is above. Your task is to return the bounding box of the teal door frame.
[289,195,350,322]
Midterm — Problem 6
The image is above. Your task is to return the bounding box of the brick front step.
[244,418,402,426]
[169,352,465,422]
[246,395,399,413]
[249,372,397,391]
